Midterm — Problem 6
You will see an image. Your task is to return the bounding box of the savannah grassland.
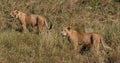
[0,0,120,63]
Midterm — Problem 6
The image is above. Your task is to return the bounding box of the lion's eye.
[63,30,65,32]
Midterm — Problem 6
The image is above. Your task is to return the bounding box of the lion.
[61,26,112,54]
[10,10,52,34]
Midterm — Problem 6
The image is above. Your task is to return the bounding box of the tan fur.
[61,26,112,53]
[10,10,51,34]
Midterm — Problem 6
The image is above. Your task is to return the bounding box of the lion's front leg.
[74,42,79,54]
[22,24,28,32]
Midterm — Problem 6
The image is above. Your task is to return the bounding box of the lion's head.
[61,26,71,37]
[10,10,19,18]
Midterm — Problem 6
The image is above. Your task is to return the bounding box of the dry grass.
[0,0,120,63]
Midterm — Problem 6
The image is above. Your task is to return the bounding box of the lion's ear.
[14,10,19,14]
[67,27,71,31]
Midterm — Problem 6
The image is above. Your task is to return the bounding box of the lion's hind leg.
[37,21,44,35]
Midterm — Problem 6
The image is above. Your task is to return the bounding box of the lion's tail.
[44,19,52,30]
[100,37,112,50]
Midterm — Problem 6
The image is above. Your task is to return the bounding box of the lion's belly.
[82,34,92,45]
[26,15,37,26]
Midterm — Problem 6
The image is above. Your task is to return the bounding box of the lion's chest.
[69,32,79,43]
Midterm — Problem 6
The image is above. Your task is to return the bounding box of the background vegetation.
[0,0,120,63]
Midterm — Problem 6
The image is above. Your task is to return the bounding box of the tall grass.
[0,0,120,63]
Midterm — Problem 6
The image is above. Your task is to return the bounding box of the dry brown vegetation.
[0,0,120,63]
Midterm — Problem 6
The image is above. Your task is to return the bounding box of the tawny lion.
[10,10,52,34]
[61,26,112,54]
